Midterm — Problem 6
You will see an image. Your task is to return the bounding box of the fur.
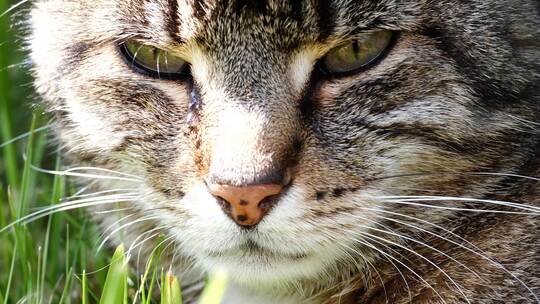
[28,0,540,303]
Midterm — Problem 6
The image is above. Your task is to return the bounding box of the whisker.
[0,125,49,148]
[376,249,413,303]
[0,194,138,233]
[316,226,413,303]
[347,223,471,303]
[141,233,176,268]
[99,213,138,239]
[29,165,142,182]
[65,188,138,200]
[45,192,136,207]
[368,171,540,184]
[361,207,486,253]
[324,238,385,302]
[132,233,177,302]
[94,207,134,215]
[98,215,162,252]
[67,182,98,198]
[127,226,171,261]
[379,195,540,212]
[341,231,442,303]
[0,0,29,18]
[358,251,389,303]
[350,213,483,282]
[377,199,539,215]
[357,207,539,302]
[63,166,143,180]
[507,114,540,129]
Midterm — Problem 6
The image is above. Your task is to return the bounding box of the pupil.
[352,40,360,58]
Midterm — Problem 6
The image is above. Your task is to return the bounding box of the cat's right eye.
[120,41,190,79]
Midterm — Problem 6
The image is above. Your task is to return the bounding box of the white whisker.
[358,207,540,302]
[345,232,443,303]
[0,194,137,234]
[29,165,142,182]
[98,215,161,252]
[0,125,49,148]
[63,167,143,180]
[351,213,483,282]
[348,223,471,303]
[379,195,540,212]
[370,171,540,184]
[378,199,539,215]
[94,207,134,215]
[0,0,29,18]
[65,188,138,200]
[99,213,137,238]
[126,226,170,261]
[68,182,97,198]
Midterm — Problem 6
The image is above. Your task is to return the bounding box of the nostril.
[216,196,231,213]
[236,215,248,222]
[258,195,278,210]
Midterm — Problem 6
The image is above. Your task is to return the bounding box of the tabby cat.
[28,0,539,303]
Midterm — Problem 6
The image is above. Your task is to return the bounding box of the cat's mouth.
[205,239,309,261]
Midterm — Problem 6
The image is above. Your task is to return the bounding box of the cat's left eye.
[322,30,394,75]
[120,41,190,79]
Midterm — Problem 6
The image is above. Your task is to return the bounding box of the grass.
[0,1,227,303]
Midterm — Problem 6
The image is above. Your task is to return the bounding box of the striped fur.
[29,0,540,303]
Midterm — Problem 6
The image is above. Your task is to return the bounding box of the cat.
[28,0,539,303]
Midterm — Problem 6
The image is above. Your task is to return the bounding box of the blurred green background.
[0,0,108,302]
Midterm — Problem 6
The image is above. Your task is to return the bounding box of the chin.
[200,246,334,287]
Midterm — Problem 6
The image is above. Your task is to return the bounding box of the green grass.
[0,1,227,303]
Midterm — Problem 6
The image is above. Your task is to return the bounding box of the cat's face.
[29,0,539,287]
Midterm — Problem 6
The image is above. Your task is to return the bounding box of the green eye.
[322,30,393,75]
[121,41,190,79]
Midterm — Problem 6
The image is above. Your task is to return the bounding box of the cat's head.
[29,0,540,289]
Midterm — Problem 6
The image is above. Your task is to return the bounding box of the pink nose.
[207,183,284,226]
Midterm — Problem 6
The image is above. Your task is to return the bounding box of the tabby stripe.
[63,41,94,75]
[167,0,182,42]
[314,0,335,42]
[289,1,303,22]
[191,0,207,20]
[422,26,519,107]
[233,0,268,14]
[358,120,483,155]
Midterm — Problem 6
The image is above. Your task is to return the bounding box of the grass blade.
[2,245,16,304]
[81,270,88,304]
[99,244,128,304]
[0,0,19,188]
[162,271,182,304]
[199,270,228,304]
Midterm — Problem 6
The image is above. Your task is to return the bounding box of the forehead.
[182,0,332,43]
[137,0,398,50]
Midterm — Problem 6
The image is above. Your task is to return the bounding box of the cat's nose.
[207,183,284,227]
